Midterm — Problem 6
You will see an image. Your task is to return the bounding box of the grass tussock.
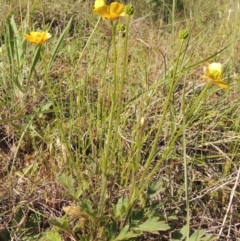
[0,0,240,240]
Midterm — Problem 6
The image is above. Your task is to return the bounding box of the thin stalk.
[129,118,145,202]
[96,30,112,150]
[101,21,118,174]
[123,118,145,228]
[182,77,190,240]
[138,38,185,189]
[172,0,176,37]
[144,83,211,188]
[112,15,131,157]
[143,119,184,189]
[99,21,118,215]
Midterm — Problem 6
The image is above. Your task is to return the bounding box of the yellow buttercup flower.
[202,63,229,89]
[24,31,51,45]
[93,0,125,20]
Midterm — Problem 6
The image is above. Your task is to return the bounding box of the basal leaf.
[113,197,129,219]
[49,218,71,233]
[113,225,141,241]
[45,231,62,241]
[189,230,216,241]
[189,230,206,241]
[113,224,129,240]
[133,217,170,234]
[58,173,82,199]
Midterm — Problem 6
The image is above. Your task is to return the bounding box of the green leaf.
[172,226,216,241]
[113,197,129,220]
[189,230,206,241]
[130,209,144,227]
[171,231,185,241]
[47,16,73,71]
[114,224,129,240]
[58,173,82,199]
[5,16,23,91]
[117,231,141,240]
[45,231,62,241]
[113,225,141,241]
[172,224,188,241]
[49,218,71,233]
[105,221,117,240]
[6,17,15,66]
[147,179,165,199]
[28,44,41,80]
[189,230,216,241]
[133,217,170,234]
[48,218,79,241]
[201,234,217,241]
[10,16,24,70]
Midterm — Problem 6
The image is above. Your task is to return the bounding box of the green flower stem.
[96,32,112,149]
[123,117,144,228]
[146,121,184,181]
[112,15,131,161]
[130,118,145,202]
[172,0,176,37]
[99,15,131,214]
[182,82,210,240]
[138,38,185,191]
[99,21,119,215]
[144,83,210,192]
[182,79,190,240]
[101,21,118,174]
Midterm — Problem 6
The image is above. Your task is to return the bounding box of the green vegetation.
[0,0,240,240]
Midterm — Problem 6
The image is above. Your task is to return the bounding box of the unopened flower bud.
[179,29,189,40]
[125,4,134,15]
[117,23,125,32]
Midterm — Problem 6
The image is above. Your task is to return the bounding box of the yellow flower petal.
[24,31,51,45]
[208,63,222,79]
[214,80,229,89]
[94,0,106,9]
[93,6,112,20]
[110,2,125,16]
[93,1,125,20]
[202,63,229,89]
